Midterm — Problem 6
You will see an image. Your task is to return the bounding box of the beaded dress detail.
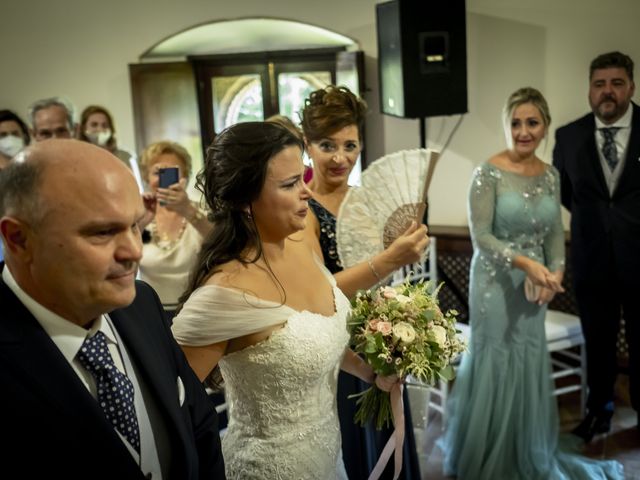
[441,162,623,479]
[309,198,343,273]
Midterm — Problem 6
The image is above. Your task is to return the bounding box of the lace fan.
[336,148,439,269]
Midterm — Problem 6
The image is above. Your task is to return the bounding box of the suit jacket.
[553,102,640,283]
[0,269,225,479]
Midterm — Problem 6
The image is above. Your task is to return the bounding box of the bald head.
[0,139,145,325]
[0,139,138,224]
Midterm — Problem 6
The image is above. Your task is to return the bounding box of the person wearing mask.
[78,105,141,183]
[0,139,225,479]
[27,96,75,142]
[0,110,30,160]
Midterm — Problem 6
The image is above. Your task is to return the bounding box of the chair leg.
[580,343,587,417]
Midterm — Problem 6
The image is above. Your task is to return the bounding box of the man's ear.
[0,216,33,260]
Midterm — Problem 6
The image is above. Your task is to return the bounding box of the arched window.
[130,18,365,188]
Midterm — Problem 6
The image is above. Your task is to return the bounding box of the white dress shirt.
[1,265,165,479]
[594,104,632,195]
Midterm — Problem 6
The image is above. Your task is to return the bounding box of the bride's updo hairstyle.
[178,121,303,307]
[300,85,367,142]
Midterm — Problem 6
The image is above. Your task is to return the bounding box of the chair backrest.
[391,236,438,288]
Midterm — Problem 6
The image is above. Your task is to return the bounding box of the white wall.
[2,0,639,226]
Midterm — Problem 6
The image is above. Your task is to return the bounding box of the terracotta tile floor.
[407,375,639,479]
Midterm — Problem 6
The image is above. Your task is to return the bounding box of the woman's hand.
[157,178,191,216]
[518,257,564,293]
[378,221,430,272]
[138,191,157,230]
[536,286,557,305]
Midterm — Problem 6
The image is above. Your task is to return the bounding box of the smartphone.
[159,167,179,188]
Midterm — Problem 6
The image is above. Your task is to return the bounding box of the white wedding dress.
[172,266,351,479]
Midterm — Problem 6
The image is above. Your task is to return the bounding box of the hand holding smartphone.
[159,167,179,188]
[158,167,180,206]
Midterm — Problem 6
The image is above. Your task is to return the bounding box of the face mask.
[0,135,25,157]
[85,129,112,147]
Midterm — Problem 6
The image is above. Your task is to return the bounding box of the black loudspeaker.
[376,0,468,118]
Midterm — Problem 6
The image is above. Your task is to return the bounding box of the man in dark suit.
[0,139,225,478]
[553,51,639,442]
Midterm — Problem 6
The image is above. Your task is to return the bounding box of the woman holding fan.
[299,85,425,479]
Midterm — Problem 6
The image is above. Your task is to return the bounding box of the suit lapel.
[613,103,640,197]
[109,296,192,456]
[0,277,131,450]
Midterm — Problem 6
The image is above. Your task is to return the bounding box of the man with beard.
[554,51,639,443]
[0,140,225,478]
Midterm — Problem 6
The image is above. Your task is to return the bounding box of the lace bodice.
[172,268,351,480]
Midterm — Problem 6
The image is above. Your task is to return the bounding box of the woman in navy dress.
[299,85,427,479]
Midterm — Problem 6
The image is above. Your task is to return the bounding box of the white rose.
[429,325,447,348]
[395,294,411,304]
[392,322,416,344]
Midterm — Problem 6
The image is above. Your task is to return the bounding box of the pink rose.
[377,321,393,336]
[368,319,381,331]
[381,286,397,299]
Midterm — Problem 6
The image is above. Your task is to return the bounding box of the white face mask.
[85,129,112,147]
[0,135,25,157]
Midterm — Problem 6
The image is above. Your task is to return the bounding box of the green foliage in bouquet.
[348,281,466,430]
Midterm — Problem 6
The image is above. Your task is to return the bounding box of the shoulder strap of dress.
[312,252,337,287]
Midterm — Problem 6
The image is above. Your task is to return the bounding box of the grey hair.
[0,155,45,225]
[27,96,75,132]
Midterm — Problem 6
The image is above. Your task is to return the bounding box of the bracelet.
[368,259,382,283]
[187,207,205,223]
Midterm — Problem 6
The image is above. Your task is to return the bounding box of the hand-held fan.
[336,148,439,269]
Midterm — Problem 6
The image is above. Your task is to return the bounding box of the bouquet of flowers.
[348,280,466,430]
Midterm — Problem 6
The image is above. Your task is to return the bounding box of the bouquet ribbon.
[368,383,405,480]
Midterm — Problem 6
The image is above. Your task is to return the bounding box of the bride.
[172,122,391,479]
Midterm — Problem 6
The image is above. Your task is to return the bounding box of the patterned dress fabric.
[309,198,343,273]
[172,264,350,479]
[440,163,623,479]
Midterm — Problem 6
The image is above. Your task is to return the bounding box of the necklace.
[149,216,187,251]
